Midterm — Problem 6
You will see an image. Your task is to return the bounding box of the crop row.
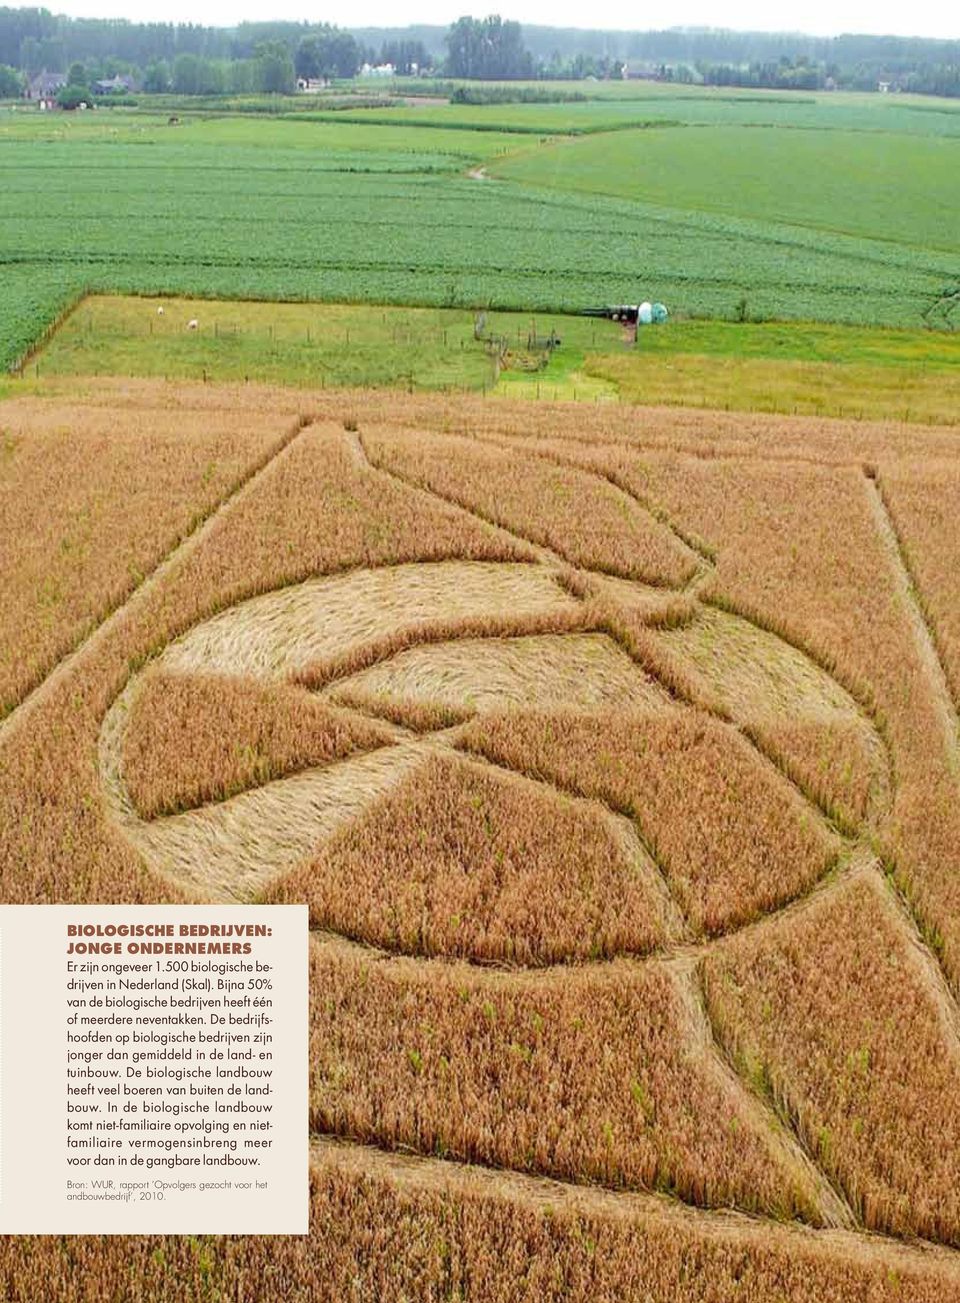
[2,127,957,370]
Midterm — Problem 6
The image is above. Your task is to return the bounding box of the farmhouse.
[93,75,134,95]
[621,60,661,80]
[25,70,66,102]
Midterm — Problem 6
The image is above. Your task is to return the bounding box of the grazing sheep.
[157,306,164,316]
[186,318,199,331]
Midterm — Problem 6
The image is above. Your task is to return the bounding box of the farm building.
[93,75,134,95]
[25,71,66,101]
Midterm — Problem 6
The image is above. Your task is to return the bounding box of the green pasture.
[0,106,172,141]
[0,105,521,159]
[632,319,960,367]
[29,295,626,392]
[23,296,960,424]
[129,112,524,159]
[585,319,960,423]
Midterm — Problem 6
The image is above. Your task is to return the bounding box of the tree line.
[0,9,959,99]
[0,11,430,96]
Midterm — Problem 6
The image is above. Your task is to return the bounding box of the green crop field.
[324,90,960,136]
[490,125,960,251]
[2,90,960,376]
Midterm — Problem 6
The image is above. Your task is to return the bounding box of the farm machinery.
[580,301,669,326]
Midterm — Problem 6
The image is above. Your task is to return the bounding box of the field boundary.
[8,288,88,378]
[870,468,960,742]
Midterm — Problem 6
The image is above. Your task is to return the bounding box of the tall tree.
[295,27,359,80]
[255,39,294,93]
[0,61,21,94]
[379,38,429,74]
[445,15,532,80]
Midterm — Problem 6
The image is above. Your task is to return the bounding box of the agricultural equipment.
[581,301,669,326]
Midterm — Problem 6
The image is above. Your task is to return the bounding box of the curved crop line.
[594,604,866,839]
[556,449,960,1209]
[454,741,852,955]
[344,427,960,1236]
[474,431,717,569]
[456,745,688,946]
[0,411,310,745]
[89,425,960,1246]
[338,431,882,1225]
[549,444,960,1012]
[296,605,590,690]
[476,437,883,724]
[353,427,876,838]
[358,429,884,833]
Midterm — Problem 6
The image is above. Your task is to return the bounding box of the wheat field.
[2,377,960,1298]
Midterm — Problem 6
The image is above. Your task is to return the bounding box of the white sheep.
[157,306,164,316]
[186,318,199,331]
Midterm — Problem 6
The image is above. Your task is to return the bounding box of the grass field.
[491,125,960,251]
[587,325,960,422]
[25,296,960,423]
[3,377,960,1296]
[29,295,626,392]
[4,84,960,374]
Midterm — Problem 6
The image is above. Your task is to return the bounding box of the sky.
[12,0,959,40]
